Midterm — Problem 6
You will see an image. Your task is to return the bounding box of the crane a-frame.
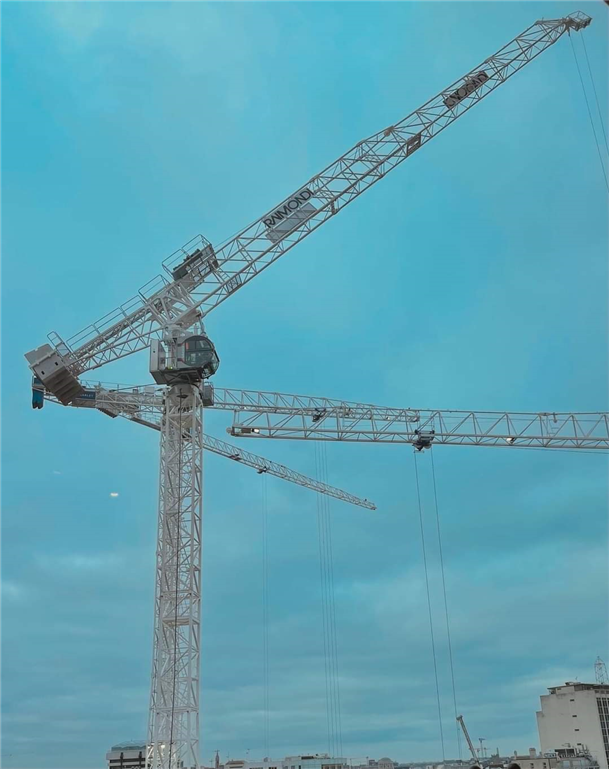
[25,12,601,769]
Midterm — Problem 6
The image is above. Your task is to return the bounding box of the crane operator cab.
[150,330,219,386]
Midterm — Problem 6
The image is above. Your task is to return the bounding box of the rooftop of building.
[546,680,609,694]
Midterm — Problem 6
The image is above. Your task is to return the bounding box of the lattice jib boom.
[35,12,590,377]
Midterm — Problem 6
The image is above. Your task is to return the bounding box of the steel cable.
[316,443,334,755]
[413,450,446,762]
[580,34,609,157]
[569,34,609,193]
[430,449,461,761]
[262,472,270,757]
[322,442,343,758]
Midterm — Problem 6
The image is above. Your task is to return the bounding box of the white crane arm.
[457,715,480,765]
[33,380,609,450]
[210,388,609,451]
[37,382,375,509]
[27,12,591,386]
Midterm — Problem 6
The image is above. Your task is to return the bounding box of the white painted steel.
[148,384,203,769]
[24,15,597,769]
[220,388,609,451]
[35,13,591,378]
[43,382,609,451]
[42,385,376,509]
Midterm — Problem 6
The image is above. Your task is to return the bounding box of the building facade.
[537,682,609,769]
[106,743,147,769]
[507,748,599,769]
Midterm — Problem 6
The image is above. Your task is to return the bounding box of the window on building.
[596,697,609,766]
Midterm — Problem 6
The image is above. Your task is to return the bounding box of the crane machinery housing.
[25,11,603,769]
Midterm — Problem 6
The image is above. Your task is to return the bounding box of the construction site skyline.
[2,1,608,768]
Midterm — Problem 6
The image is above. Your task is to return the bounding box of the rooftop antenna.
[595,657,609,684]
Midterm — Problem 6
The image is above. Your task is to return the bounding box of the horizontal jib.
[262,188,315,229]
[443,70,489,109]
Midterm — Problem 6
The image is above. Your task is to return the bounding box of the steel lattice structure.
[39,13,589,377]
[222,391,609,451]
[41,383,376,509]
[44,382,609,452]
[24,12,597,769]
[148,385,204,769]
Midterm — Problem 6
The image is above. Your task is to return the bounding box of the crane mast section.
[148,384,202,769]
[49,13,590,376]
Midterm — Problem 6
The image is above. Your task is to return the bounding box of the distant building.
[243,755,349,769]
[506,748,552,769]
[174,751,351,769]
[505,748,599,769]
[106,742,147,769]
[536,682,609,769]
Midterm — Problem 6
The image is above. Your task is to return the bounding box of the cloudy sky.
[2,2,608,768]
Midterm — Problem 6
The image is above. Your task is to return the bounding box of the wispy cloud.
[36,552,123,572]
[43,3,107,49]
[1,580,28,602]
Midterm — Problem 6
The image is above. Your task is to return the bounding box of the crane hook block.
[412,429,435,451]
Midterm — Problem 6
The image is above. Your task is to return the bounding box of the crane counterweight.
[25,344,84,405]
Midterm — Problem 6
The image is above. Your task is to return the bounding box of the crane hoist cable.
[569,33,609,191]
[413,450,446,761]
[316,443,334,756]
[580,33,609,157]
[261,471,270,758]
[315,441,343,758]
[430,448,462,761]
[323,442,343,759]
[315,442,332,754]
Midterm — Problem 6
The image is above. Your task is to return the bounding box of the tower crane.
[457,715,482,767]
[25,12,597,769]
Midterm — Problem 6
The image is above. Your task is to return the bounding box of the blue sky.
[2,2,608,767]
